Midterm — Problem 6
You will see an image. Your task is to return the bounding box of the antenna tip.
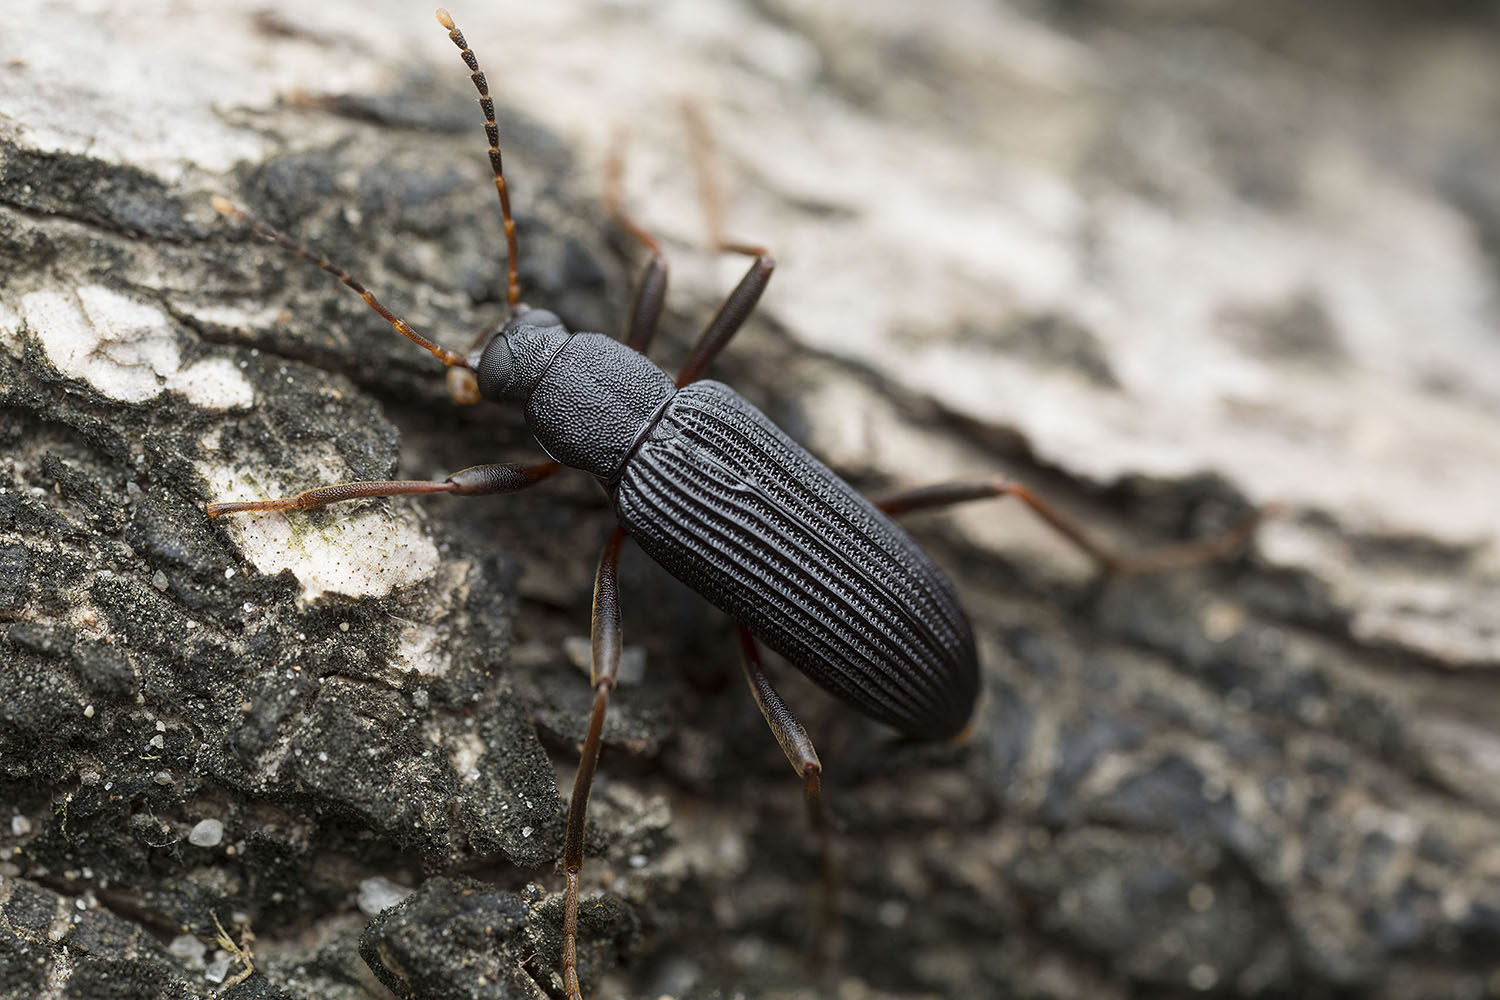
[435,8,454,30]
[210,195,238,217]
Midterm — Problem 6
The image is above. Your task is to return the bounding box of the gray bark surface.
[2,2,1499,998]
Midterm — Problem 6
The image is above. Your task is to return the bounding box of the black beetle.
[207,9,1258,996]
[472,311,980,741]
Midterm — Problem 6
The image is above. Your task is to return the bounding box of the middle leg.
[674,105,776,386]
[561,525,628,1000]
[605,131,671,355]
[673,244,775,387]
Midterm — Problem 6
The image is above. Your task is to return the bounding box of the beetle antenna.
[436,8,522,313]
[209,196,469,369]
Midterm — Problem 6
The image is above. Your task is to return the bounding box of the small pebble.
[204,953,232,984]
[358,876,410,916]
[168,933,207,966]
[188,819,224,848]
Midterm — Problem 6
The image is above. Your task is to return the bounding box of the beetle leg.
[674,104,776,386]
[604,131,671,355]
[736,625,839,973]
[673,247,775,387]
[562,526,627,1000]
[874,476,1265,575]
[205,460,559,517]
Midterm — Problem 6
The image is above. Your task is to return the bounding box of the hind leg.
[737,625,838,971]
[875,477,1263,575]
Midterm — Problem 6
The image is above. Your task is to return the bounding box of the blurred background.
[3,1,1499,998]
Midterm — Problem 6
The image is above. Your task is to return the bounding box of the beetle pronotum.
[206,9,1260,995]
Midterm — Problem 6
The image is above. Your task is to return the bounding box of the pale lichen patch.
[392,617,449,677]
[20,285,253,409]
[390,561,474,677]
[171,357,256,410]
[25,286,170,402]
[196,462,441,603]
[178,301,294,333]
[447,732,487,783]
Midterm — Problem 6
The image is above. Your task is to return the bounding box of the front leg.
[205,461,559,518]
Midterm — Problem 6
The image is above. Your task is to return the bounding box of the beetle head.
[471,307,571,401]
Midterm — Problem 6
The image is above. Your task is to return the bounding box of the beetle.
[206,9,1259,996]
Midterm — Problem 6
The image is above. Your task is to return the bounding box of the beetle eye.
[475,334,516,400]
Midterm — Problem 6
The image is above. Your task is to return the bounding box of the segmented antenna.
[210,196,469,369]
[436,8,522,311]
